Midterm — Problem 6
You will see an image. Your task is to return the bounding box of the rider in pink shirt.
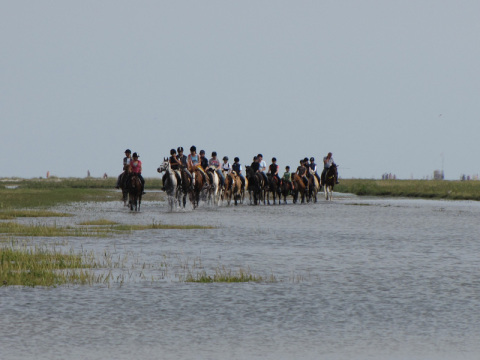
[129,152,145,194]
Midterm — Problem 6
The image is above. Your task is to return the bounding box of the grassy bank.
[0,177,163,209]
[336,179,480,200]
[0,245,104,287]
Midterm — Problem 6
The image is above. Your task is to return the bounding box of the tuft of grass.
[0,245,104,287]
[78,219,119,226]
[184,265,275,283]
[112,223,216,231]
[0,210,72,220]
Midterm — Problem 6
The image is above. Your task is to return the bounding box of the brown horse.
[224,172,242,206]
[190,167,206,209]
[128,174,142,211]
[280,179,293,204]
[266,174,281,205]
[246,166,266,205]
[179,169,192,208]
[291,174,307,204]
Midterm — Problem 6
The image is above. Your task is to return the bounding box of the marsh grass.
[0,210,72,220]
[183,265,275,283]
[0,245,104,287]
[336,179,480,200]
[0,221,215,238]
[78,219,119,226]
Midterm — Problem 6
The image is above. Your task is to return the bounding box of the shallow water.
[2,193,480,359]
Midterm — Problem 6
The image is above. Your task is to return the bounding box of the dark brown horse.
[280,179,293,204]
[266,174,281,205]
[179,169,192,208]
[190,167,206,209]
[291,174,307,204]
[246,166,266,205]
[128,174,142,211]
[324,163,338,201]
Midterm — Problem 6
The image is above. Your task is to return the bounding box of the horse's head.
[157,158,170,173]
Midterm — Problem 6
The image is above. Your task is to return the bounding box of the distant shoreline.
[335,179,480,201]
[2,177,480,202]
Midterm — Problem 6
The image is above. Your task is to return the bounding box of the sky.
[2,0,480,180]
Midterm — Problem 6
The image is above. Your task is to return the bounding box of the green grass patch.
[336,179,480,200]
[184,266,275,283]
[0,210,72,220]
[0,221,215,238]
[78,219,119,226]
[0,245,104,287]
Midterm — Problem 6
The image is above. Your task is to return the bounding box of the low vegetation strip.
[0,221,215,237]
[0,210,72,220]
[0,245,103,287]
[183,266,275,283]
[335,179,480,200]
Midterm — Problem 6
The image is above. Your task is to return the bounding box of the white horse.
[157,158,181,211]
[206,167,222,206]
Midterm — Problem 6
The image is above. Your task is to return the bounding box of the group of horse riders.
[116,146,339,199]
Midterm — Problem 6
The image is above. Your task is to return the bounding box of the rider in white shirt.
[257,154,269,185]
[209,151,225,188]
[221,156,231,173]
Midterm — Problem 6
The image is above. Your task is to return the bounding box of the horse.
[280,179,293,204]
[291,174,307,204]
[179,169,193,208]
[246,166,266,205]
[128,173,142,211]
[224,172,242,206]
[206,167,221,206]
[266,174,281,205]
[118,171,130,206]
[308,169,320,203]
[190,167,206,209]
[324,163,338,201]
[157,158,181,211]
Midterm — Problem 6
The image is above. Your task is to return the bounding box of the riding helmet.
[170,149,176,155]
[234,157,239,162]
[190,146,196,152]
[257,154,263,158]
[272,157,277,162]
[125,149,131,153]
[200,150,205,155]
[223,156,228,161]
[304,157,309,162]
[177,147,184,153]
[132,152,139,158]
[310,157,315,162]
[212,151,217,156]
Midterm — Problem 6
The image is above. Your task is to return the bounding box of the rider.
[232,157,245,189]
[268,157,281,185]
[199,150,209,171]
[283,166,294,189]
[296,159,308,186]
[257,154,269,185]
[129,152,145,194]
[309,157,321,185]
[116,149,132,189]
[321,152,339,185]
[250,156,260,175]
[188,146,207,187]
[221,156,231,173]
[162,149,182,190]
[177,146,193,189]
[209,151,225,188]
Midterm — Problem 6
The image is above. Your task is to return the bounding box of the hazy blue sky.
[2,1,480,180]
